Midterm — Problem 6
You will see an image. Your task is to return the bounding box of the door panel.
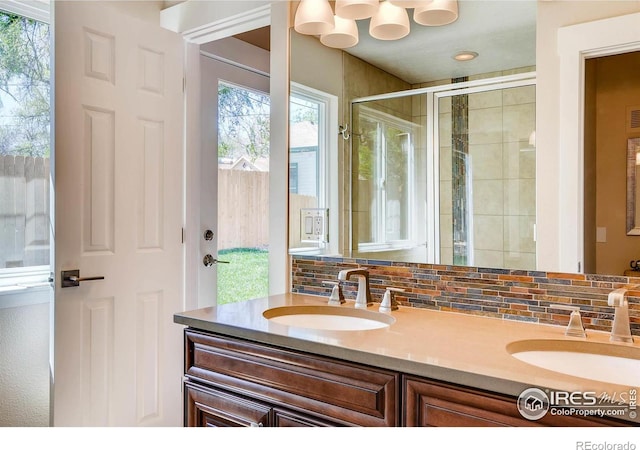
[54,1,184,426]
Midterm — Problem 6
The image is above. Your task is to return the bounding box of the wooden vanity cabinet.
[183,330,399,427]
[182,329,631,428]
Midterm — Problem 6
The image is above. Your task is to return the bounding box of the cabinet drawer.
[273,408,338,427]
[184,382,271,427]
[185,330,399,426]
[403,376,629,427]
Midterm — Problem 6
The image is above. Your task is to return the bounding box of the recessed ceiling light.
[453,51,478,61]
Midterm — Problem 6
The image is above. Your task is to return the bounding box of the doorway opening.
[216,81,271,304]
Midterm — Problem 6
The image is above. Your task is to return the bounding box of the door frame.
[162,1,290,309]
[557,12,640,274]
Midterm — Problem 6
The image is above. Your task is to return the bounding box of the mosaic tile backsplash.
[291,255,640,336]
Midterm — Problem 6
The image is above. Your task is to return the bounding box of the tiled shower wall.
[291,255,640,336]
[438,84,537,270]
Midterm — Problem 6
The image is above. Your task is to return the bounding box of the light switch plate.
[596,227,607,243]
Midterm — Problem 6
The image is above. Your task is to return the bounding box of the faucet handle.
[379,287,405,313]
[322,281,345,306]
[551,304,586,338]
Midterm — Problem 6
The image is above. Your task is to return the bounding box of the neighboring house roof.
[219,155,269,171]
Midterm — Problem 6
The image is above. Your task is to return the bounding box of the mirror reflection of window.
[289,86,328,253]
[354,106,416,250]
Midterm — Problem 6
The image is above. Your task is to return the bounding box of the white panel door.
[54,1,184,426]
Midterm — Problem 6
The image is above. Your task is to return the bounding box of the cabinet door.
[403,377,629,427]
[184,382,271,427]
[404,377,527,427]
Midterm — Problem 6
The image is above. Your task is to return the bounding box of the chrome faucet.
[337,268,372,308]
[607,288,634,343]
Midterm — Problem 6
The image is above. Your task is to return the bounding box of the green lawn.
[217,248,269,305]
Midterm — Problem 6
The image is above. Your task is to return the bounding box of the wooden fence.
[218,169,317,251]
[218,169,269,251]
[0,156,50,269]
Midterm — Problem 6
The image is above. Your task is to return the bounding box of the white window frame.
[0,0,51,291]
[288,82,339,256]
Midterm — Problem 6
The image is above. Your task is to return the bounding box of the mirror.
[288,1,640,277]
[289,0,537,269]
[628,138,640,236]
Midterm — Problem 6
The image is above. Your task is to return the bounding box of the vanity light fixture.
[453,51,478,61]
[320,15,359,48]
[294,0,335,36]
[369,1,410,41]
[389,0,432,8]
[296,0,459,50]
[414,0,459,26]
[335,0,380,20]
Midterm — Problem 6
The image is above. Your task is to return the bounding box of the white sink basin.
[263,305,395,331]
[507,339,640,386]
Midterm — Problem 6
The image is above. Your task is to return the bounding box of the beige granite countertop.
[174,293,640,424]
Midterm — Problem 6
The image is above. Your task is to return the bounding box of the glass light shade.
[294,0,335,36]
[414,0,459,26]
[369,1,410,41]
[388,0,430,8]
[320,16,359,49]
[335,0,380,20]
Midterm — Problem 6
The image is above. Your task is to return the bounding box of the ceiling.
[344,0,537,84]
[233,1,537,85]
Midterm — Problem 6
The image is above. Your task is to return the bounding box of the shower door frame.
[350,71,537,264]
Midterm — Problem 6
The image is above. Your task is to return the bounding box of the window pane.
[0,11,50,272]
[289,92,323,250]
[384,126,409,242]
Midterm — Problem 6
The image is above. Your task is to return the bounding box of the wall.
[536,0,640,271]
[292,255,640,337]
[437,81,536,270]
[592,52,640,274]
[0,290,50,426]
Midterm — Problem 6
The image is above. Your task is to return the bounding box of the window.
[0,5,51,288]
[288,84,337,253]
[354,106,415,249]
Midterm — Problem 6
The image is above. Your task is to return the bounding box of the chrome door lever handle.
[61,269,105,288]
[203,254,230,267]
